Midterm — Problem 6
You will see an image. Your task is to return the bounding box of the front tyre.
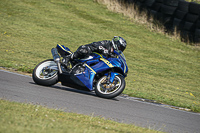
[95,75,125,99]
[32,59,59,86]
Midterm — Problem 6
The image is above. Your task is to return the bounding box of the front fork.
[105,72,121,83]
[51,48,62,74]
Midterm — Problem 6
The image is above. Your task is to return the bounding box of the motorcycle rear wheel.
[95,75,125,99]
[32,59,59,86]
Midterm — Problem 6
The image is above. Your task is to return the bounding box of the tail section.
[57,44,73,57]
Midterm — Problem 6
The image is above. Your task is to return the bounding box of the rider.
[64,36,127,64]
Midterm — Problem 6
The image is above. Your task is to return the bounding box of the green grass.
[0,99,162,133]
[0,0,199,113]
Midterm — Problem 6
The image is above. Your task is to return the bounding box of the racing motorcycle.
[32,44,128,99]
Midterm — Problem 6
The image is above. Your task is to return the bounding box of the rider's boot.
[63,52,78,67]
[63,54,73,67]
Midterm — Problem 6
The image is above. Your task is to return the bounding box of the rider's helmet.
[111,36,127,52]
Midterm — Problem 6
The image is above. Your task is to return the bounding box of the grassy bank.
[0,99,161,133]
[187,0,200,3]
[0,0,199,112]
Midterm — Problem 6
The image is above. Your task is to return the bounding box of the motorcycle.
[32,44,128,99]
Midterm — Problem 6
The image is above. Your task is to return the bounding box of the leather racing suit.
[72,40,115,59]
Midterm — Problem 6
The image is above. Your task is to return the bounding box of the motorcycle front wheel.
[32,59,59,86]
[95,75,125,99]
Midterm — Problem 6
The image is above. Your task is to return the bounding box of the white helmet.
[111,36,127,52]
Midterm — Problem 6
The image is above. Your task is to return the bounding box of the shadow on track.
[29,82,119,101]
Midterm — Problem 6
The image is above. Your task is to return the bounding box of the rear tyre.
[175,10,187,20]
[189,2,200,15]
[95,75,125,99]
[178,1,189,12]
[161,5,177,15]
[32,59,59,86]
[163,0,179,7]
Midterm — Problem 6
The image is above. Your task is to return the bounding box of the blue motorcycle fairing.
[75,65,96,90]
[75,58,111,90]
[75,54,128,90]
[58,44,128,91]
[108,56,128,75]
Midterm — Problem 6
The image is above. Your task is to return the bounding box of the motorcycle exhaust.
[51,48,62,74]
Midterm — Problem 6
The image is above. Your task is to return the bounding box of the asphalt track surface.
[0,69,200,133]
